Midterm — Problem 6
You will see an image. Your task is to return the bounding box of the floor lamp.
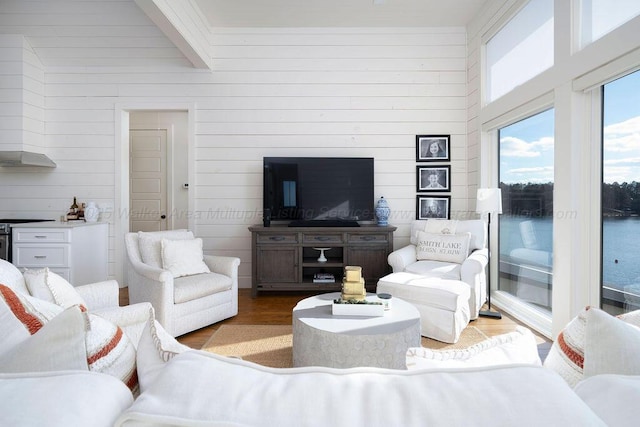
[476,188,502,319]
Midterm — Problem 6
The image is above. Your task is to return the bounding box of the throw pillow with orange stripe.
[543,306,589,387]
[0,284,137,392]
[543,305,640,387]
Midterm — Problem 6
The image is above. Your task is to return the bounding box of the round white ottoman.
[292,292,421,369]
[377,272,471,344]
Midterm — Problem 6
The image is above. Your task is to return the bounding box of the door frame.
[115,103,195,285]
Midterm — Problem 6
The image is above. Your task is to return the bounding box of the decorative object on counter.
[340,266,366,302]
[84,201,99,222]
[375,196,390,226]
[313,247,330,262]
[66,196,80,221]
[65,197,93,222]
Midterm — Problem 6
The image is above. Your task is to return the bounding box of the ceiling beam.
[134,0,212,69]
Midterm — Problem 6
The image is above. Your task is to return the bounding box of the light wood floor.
[121,288,550,349]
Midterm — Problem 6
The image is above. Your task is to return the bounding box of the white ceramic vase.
[84,201,99,222]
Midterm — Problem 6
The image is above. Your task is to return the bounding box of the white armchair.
[124,230,240,337]
[0,258,151,347]
[387,219,488,319]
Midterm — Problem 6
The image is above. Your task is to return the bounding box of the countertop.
[11,220,107,228]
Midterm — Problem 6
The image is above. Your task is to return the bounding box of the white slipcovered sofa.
[2,258,640,426]
[387,219,488,319]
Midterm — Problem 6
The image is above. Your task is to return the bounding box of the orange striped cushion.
[543,306,640,387]
[0,283,62,333]
[85,313,138,392]
[0,284,137,392]
[543,306,589,387]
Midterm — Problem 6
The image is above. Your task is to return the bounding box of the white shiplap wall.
[194,27,470,287]
[0,19,469,287]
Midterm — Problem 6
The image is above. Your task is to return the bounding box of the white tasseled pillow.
[406,326,541,369]
[23,268,87,309]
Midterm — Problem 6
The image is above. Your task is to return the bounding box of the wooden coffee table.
[292,292,421,369]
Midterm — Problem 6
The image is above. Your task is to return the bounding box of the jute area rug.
[201,324,488,368]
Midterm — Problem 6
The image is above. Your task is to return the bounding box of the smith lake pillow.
[415,231,471,264]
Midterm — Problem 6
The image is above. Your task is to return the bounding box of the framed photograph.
[416,195,451,220]
[416,135,450,162]
[417,165,450,192]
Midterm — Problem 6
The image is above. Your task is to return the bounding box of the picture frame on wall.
[416,135,450,162]
[416,195,451,220]
[417,165,450,192]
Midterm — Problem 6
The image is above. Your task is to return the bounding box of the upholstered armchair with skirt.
[124,230,240,337]
[387,219,488,320]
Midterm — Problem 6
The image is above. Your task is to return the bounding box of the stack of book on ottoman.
[332,266,384,316]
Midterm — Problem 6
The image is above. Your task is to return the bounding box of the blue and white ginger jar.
[375,196,390,226]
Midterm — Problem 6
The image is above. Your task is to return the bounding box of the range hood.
[0,151,57,168]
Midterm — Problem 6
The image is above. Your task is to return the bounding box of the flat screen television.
[263,157,374,227]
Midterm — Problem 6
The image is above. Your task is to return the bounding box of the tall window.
[580,0,640,47]
[602,70,640,315]
[486,0,554,102]
[498,109,555,313]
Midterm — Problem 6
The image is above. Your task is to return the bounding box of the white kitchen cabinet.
[12,221,108,286]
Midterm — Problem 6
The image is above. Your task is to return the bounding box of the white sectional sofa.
[2,255,640,426]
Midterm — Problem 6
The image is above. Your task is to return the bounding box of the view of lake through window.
[498,109,555,312]
[602,70,640,314]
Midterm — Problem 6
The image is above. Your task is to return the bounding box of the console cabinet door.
[256,246,299,283]
[346,246,390,291]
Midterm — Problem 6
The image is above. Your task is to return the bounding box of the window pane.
[602,70,640,315]
[581,0,640,47]
[486,0,554,102]
[498,109,555,312]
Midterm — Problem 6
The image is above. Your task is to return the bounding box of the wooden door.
[129,129,167,232]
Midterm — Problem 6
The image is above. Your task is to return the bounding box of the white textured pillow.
[0,305,88,373]
[415,231,471,264]
[23,268,87,309]
[161,238,210,278]
[583,307,640,378]
[138,230,194,268]
[406,326,541,369]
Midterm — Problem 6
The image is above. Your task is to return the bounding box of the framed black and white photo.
[417,165,450,192]
[416,135,450,162]
[416,195,451,220]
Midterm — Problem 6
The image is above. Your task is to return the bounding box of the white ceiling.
[194,0,488,28]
